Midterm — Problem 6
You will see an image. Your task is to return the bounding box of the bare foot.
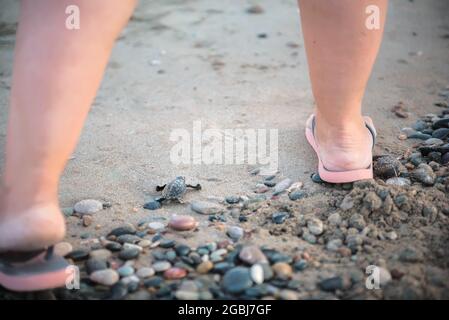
[0,201,65,252]
[314,114,374,172]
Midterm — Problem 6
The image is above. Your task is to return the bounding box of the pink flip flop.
[305,114,377,183]
[0,246,70,292]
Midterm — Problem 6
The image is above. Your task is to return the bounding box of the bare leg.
[0,0,136,251]
[298,0,387,171]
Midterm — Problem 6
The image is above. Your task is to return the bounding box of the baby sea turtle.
[155,176,201,203]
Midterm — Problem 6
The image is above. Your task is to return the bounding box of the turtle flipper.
[156,184,166,192]
[186,183,202,190]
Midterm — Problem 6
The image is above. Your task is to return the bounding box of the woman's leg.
[298,0,387,171]
[0,0,136,251]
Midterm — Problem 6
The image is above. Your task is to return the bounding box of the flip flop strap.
[0,246,53,266]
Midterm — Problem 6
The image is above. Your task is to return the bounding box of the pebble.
[272,212,289,224]
[278,289,298,300]
[319,276,350,292]
[339,195,354,210]
[302,232,317,244]
[225,195,240,204]
[175,244,191,256]
[89,269,119,286]
[432,117,449,129]
[108,224,136,237]
[159,239,176,249]
[385,231,398,240]
[288,190,306,201]
[67,249,90,261]
[348,214,366,231]
[153,261,172,272]
[191,200,224,215]
[196,261,214,274]
[54,242,73,257]
[176,281,200,300]
[164,267,187,280]
[227,226,244,241]
[307,218,324,235]
[89,249,112,260]
[105,242,122,252]
[148,222,165,232]
[85,258,108,274]
[379,267,392,286]
[82,215,93,227]
[432,128,449,139]
[399,247,424,263]
[210,249,228,262]
[272,262,293,280]
[386,177,411,186]
[143,200,161,210]
[138,239,152,248]
[143,276,164,288]
[255,184,269,193]
[273,178,292,195]
[328,213,342,226]
[239,245,268,265]
[409,132,432,140]
[250,264,264,285]
[424,137,444,145]
[118,248,140,260]
[293,259,308,271]
[169,215,198,231]
[246,4,264,14]
[326,239,343,251]
[116,234,141,244]
[222,267,253,294]
[412,119,428,131]
[62,207,74,217]
[136,267,155,279]
[74,199,103,215]
[311,173,324,183]
[117,265,135,277]
[411,163,435,185]
[373,155,402,179]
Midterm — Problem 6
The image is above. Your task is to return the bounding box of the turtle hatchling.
[155,176,201,204]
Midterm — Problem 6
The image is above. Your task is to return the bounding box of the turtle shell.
[162,176,187,199]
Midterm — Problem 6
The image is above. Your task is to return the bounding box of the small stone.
[176,280,200,300]
[74,199,103,215]
[136,267,155,279]
[424,138,444,146]
[319,276,350,292]
[196,261,214,274]
[348,214,366,231]
[273,178,292,195]
[272,262,293,280]
[225,195,240,204]
[118,248,140,260]
[373,155,402,179]
[108,224,136,237]
[143,200,161,210]
[363,191,383,211]
[175,244,191,256]
[159,239,176,249]
[117,265,135,277]
[255,184,269,193]
[278,290,298,300]
[399,247,424,263]
[239,245,268,265]
[385,231,398,240]
[386,177,411,186]
[168,215,198,231]
[82,215,93,227]
[54,242,73,257]
[412,119,428,131]
[67,249,90,261]
[307,218,324,235]
[153,261,172,272]
[210,249,228,262]
[326,239,343,252]
[105,242,122,252]
[379,267,392,286]
[62,207,74,217]
[432,117,449,129]
[409,132,432,140]
[246,4,264,14]
[328,213,342,226]
[288,190,306,201]
[222,267,253,294]
[311,173,324,183]
[191,201,224,215]
[339,195,354,210]
[250,264,264,285]
[138,240,152,248]
[90,269,119,286]
[227,226,244,241]
[411,163,436,185]
[432,128,449,139]
[164,267,187,280]
[302,232,317,244]
[116,234,141,244]
[85,258,108,274]
[148,222,165,232]
[272,212,289,224]
[89,249,112,260]
[143,276,164,288]
[293,259,308,271]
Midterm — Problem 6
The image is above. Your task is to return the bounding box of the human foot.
[0,201,66,252]
[313,114,374,172]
